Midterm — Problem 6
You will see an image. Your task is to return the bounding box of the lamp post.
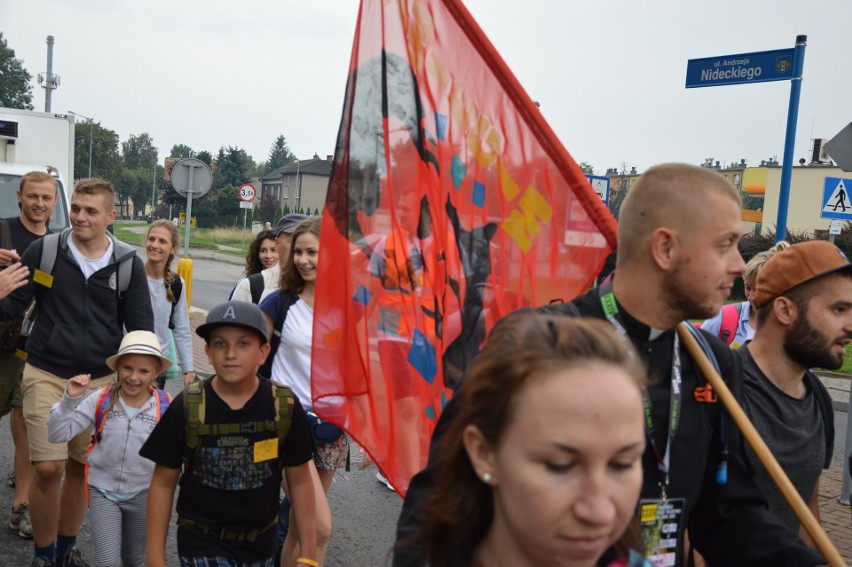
[68,110,93,177]
[294,158,301,212]
[151,163,157,219]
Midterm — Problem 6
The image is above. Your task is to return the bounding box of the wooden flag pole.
[676,322,845,567]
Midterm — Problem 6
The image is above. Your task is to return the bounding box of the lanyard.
[598,281,682,499]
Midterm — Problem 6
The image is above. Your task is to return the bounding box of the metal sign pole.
[242,208,248,252]
[184,165,196,257]
[775,35,807,243]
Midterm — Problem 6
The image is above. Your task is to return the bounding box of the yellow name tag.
[33,269,53,288]
[253,437,278,463]
[640,502,658,523]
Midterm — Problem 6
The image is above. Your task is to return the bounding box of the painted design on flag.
[311,0,617,495]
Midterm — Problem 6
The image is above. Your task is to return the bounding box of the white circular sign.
[238,184,257,202]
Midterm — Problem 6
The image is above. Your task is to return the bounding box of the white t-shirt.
[230,265,280,304]
[67,235,113,280]
[270,298,314,410]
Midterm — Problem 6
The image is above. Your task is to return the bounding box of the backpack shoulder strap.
[0,219,12,251]
[116,255,134,296]
[155,388,172,419]
[271,384,294,442]
[168,276,183,330]
[249,272,265,305]
[274,291,299,334]
[39,231,64,274]
[259,291,299,380]
[182,379,206,472]
[718,302,743,346]
[91,384,115,446]
[806,371,834,468]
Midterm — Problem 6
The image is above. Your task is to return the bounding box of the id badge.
[253,437,278,463]
[639,497,684,567]
[33,269,53,288]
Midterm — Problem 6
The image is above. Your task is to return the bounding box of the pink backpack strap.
[718,302,743,346]
[153,388,172,420]
[93,384,115,438]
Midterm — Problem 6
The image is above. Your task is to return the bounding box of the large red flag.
[312,0,617,496]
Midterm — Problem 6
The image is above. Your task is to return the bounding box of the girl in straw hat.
[47,330,172,567]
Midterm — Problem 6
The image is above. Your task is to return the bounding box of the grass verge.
[113,222,246,257]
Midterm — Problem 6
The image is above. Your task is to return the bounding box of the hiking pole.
[676,322,845,567]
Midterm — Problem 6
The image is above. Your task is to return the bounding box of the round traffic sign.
[171,158,213,198]
[238,183,257,202]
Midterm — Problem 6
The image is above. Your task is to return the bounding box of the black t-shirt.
[2,216,50,253]
[0,217,50,349]
[140,378,313,562]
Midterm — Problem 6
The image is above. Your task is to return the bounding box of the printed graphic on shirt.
[105,406,158,433]
[192,435,274,490]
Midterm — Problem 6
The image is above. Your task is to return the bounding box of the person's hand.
[0,248,20,267]
[0,263,29,298]
[358,447,375,470]
[183,371,195,388]
[66,374,91,398]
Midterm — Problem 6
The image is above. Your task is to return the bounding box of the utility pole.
[38,36,60,112]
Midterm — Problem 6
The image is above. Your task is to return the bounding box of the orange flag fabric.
[312,0,617,496]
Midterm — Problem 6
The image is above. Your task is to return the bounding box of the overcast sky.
[3,0,849,175]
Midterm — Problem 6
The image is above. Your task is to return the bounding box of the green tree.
[118,167,155,219]
[578,162,594,175]
[0,33,33,110]
[196,150,213,166]
[265,135,295,174]
[122,132,158,170]
[194,184,241,227]
[255,191,279,225]
[169,144,194,159]
[213,146,252,189]
[74,121,123,181]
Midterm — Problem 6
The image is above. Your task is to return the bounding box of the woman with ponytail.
[144,220,194,389]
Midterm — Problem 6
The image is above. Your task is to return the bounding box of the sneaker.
[31,558,52,567]
[10,502,32,538]
[57,548,90,567]
[376,471,396,492]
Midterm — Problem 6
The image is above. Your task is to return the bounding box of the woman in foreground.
[413,313,650,567]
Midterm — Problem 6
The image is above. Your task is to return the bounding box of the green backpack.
[181,378,294,474]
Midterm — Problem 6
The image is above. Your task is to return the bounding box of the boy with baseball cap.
[141,300,318,567]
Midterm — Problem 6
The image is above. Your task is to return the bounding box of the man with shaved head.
[616,163,745,322]
[394,163,823,567]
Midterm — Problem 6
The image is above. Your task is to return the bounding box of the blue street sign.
[585,175,610,206]
[685,48,795,88]
[821,177,852,220]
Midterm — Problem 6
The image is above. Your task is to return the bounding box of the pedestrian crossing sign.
[821,177,852,220]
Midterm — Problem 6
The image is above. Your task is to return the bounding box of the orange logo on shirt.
[694,385,717,403]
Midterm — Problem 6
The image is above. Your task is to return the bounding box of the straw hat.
[105,330,172,372]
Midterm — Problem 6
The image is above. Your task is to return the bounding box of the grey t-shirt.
[737,346,826,532]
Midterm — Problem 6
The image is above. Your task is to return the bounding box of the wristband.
[296,559,319,567]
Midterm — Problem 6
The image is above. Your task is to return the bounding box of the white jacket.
[48,386,166,494]
[230,265,280,303]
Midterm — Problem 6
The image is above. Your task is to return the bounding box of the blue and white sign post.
[685,48,795,88]
[686,35,807,243]
[585,175,610,206]
[821,178,852,218]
